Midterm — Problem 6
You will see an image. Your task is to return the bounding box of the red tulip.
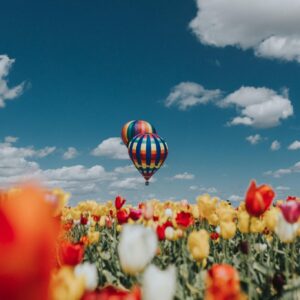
[58,242,84,266]
[115,196,126,210]
[129,208,142,221]
[205,264,243,300]
[156,225,166,241]
[80,214,88,225]
[92,215,100,222]
[245,181,275,217]
[117,209,129,224]
[153,215,159,222]
[156,221,173,241]
[175,211,194,228]
[279,201,300,224]
[106,216,113,228]
[210,232,220,241]
[287,196,297,201]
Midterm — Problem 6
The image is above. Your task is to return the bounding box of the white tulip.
[118,224,158,275]
[165,226,175,240]
[143,264,177,300]
[275,213,299,243]
[165,208,173,217]
[74,262,98,291]
[254,243,267,252]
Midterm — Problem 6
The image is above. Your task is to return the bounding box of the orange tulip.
[205,264,244,300]
[0,186,59,300]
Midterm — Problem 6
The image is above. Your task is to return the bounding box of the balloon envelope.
[121,120,156,146]
[128,133,168,184]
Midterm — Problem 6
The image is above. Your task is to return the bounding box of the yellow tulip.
[238,211,250,233]
[197,194,218,219]
[88,231,100,244]
[187,230,209,261]
[264,207,278,231]
[220,221,236,239]
[50,267,85,300]
[207,213,219,226]
[216,205,236,223]
[99,215,106,227]
[70,209,81,221]
[191,205,200,219]
[250,217,265,233]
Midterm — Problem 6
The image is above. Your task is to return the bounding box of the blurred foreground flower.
[118,224,158,275]
[205,264,245,300]
[50,266,85,300]
[82,286,141,300]
[0,186,59,300]
[74,262,98,291]
[142,264,176,300]
[245,181,275,217]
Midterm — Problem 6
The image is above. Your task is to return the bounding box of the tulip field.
[0,182,300,300]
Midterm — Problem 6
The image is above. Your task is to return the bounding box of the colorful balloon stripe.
[128,133,168,183]
[121,120,156,146]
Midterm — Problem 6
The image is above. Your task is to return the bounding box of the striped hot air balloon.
[128,133,168,185]
[121,120,156,146]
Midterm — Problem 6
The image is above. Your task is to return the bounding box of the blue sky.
[0,0,300,204]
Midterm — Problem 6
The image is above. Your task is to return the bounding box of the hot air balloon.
[121,120,156,146]
[128,133,168,185]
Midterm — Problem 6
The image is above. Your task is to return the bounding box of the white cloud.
[0,55,25,107]
[228,195,244,202]
[189,0,300,63]
[271,140,281,151]
[63,147,79,160]
[165,83,294,128]
[276,186,290,191]
[246,134,261,145]
[264,169,292,178]
[0,139,115,196]
[164,82,222,110]
[40,165,115,195]
[110,177,156,190]
[189,185,198,190]
[91,137,128,160]
[200,186,218,193]
[288,140,300,150]
[114,164,136,174]
[265,161,300,178]
[220,87,293,128]
[189,185,217,193]
[4,136,18,143]
[172,172,195,180]
[35,146,56,158]
[41,165,110,182]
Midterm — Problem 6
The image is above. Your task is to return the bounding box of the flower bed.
[0,183,300,299]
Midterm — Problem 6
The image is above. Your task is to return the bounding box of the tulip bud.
[272,272,286,293]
